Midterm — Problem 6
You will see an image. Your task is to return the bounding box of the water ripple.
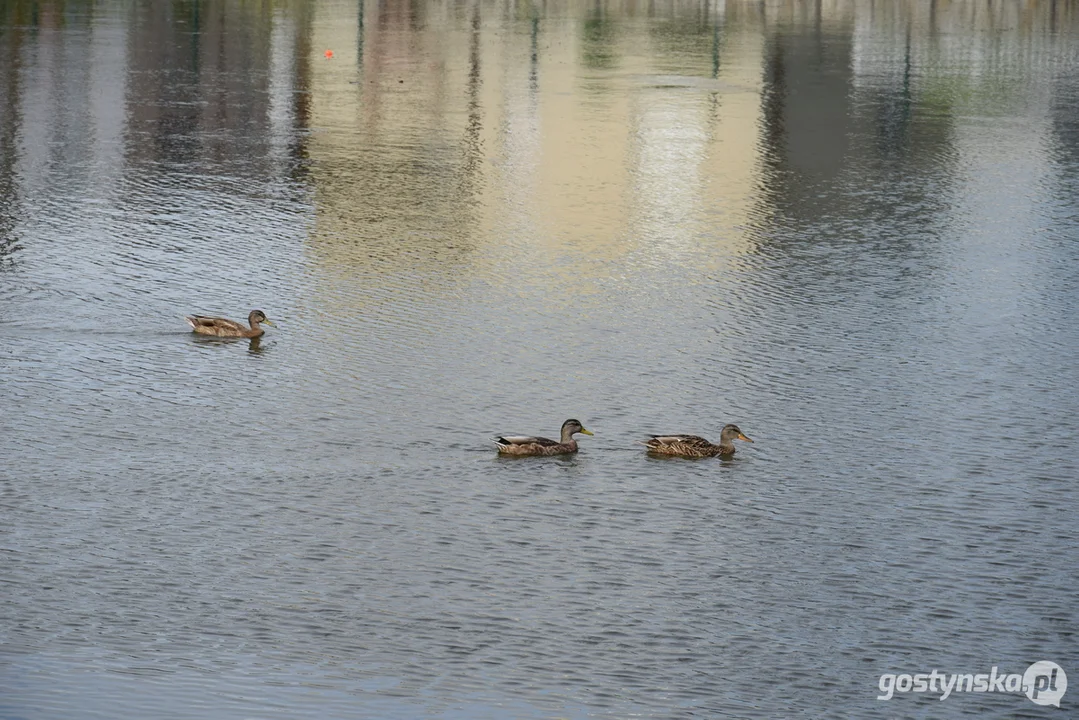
[3,1,1079,719]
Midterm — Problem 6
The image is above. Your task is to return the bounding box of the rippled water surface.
[2,1,1078,718]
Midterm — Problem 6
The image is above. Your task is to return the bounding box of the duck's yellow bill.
[738,433,753,443]
[580,428,594,436]
[262,319,277,327]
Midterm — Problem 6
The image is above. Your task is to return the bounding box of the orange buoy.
[324,49,334,59]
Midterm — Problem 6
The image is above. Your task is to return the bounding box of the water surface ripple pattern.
[2,1,1078,718]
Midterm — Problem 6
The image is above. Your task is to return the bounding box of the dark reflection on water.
[2,1,1078,718]
[191,334,266,356]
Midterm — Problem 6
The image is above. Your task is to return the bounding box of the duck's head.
[249,309,276,328]
[720,424,753,443]
[562,419,594,437]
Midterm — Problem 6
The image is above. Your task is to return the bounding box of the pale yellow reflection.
[304,0,768,296]
[302,0,1076,295]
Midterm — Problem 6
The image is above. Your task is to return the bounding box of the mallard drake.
[495,419,594,456]
[643,423,753,458]
[185,310,276,338]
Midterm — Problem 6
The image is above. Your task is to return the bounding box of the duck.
[494,419,594,456]
[185,310,276,338]
[643,423,753,458]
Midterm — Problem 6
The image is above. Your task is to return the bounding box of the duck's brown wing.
[495,435,576,456]
[646,434,710,447]
[186,315,246,335]
[495,435,559,448]
[644,434,718,455]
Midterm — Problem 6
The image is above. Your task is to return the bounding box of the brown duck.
[495,419,594,456]
[185,310,276,338]
[643,423,753,458]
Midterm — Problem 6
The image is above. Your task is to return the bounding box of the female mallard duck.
[185,310,276,338]
[495,419,594,456]
[643,423,753,458]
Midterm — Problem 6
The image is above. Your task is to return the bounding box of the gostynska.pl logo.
[877,661,1066,707]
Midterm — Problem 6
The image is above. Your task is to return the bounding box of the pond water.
[2,1,1078,718]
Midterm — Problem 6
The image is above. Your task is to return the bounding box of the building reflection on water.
[0,0,1076,276]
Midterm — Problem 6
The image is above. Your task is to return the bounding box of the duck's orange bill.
[738,433,753,443]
